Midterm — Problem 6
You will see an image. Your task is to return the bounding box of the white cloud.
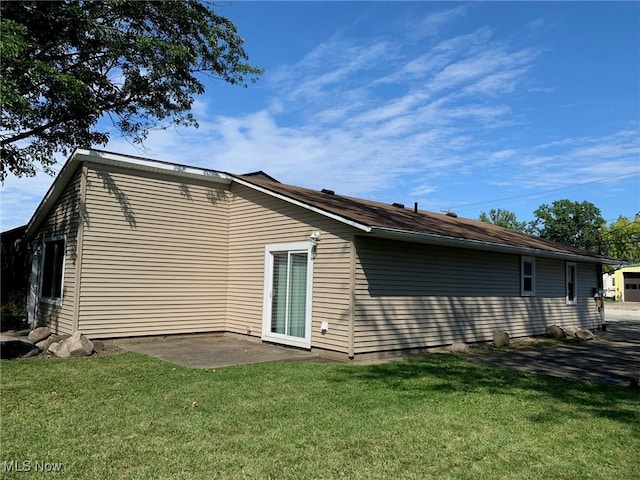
[3,4,637,230]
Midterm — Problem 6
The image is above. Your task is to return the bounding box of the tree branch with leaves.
[0,0,262,180]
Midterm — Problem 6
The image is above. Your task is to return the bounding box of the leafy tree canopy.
[479,208,528,233]
[0,0,262,181]
[601,213,640,264]
[530,199,605,252]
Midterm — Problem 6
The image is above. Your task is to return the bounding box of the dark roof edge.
[369,226,620,264]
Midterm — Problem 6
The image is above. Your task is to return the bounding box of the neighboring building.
[24,149,617,359]
[603,272,616,299]
[611,265,640,302]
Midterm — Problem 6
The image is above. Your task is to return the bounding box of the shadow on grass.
[332,354,639,433]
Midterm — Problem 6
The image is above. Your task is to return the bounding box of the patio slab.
[117,334,319,368]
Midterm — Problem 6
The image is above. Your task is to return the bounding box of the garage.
[624,272,640,302]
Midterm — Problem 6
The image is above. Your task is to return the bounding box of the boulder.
[0,335,37,359]
[545,325,566,339]
[563,326,580,338]
[48,340,70,358]
[493,331,510,348]
[450,341,469,353]
[48,332,93,358]
[36,336,59,352]
[28,326,51,344]
[66,331,94,357]
[575,329,594,341]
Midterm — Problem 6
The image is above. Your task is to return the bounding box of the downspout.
[348,235,356,359]
[71,165,88,332]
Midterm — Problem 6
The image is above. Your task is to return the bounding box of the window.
[566,262,577,305]
[40,237,65,303]
[521,257,535,296]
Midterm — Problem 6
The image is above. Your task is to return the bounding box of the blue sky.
[2,1,639,231]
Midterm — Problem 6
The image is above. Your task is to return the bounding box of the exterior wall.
[76,164,231,338]
[226,184,354,354]
[33,168,83,335]
[354,237,601,354]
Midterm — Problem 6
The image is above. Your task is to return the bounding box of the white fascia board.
[25,153,81,238]
[369,226,616,265]
[74,148,232,183]
[231,176,372,233]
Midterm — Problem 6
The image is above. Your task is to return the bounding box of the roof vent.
[445,211,458,218]
[321,188,335,195]
[392,202,405,209]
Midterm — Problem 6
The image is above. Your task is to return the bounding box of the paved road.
[605,307,640,323]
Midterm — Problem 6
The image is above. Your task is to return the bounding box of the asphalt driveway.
[471,320,640,387]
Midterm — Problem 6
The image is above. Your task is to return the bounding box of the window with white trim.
[521,256,535,296]
[566,262,577,305]
[40,236,65,304]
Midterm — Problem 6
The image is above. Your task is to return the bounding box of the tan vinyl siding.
[227,184,353,353]
[78,164,230,338]
[34,169,82,335]
[354,237,601,354]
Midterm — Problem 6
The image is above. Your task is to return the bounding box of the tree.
[530,199,605,252]
[479,208,528,232]
[0,0,262,180]
[601,214,640,264]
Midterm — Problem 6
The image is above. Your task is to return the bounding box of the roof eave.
[369,226,618,264]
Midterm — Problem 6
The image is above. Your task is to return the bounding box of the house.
[25,149,617,359]
[608,265,640,302]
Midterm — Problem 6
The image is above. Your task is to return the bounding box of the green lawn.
[1,353,638,479]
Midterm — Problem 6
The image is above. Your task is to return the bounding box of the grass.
[1,353,639,480]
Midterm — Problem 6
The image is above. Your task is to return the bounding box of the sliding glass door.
[263,243,313,348]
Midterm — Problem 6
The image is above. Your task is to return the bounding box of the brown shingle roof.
[235,175,613,263]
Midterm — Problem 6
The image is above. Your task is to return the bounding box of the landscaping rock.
[0,335,37,359]
[450,341,469,353]
[66,331,94,357]
[493,331,510,347]
[545,325,566,339]
[28,326,51,344]
[575,329,594,341]
[47,332,93,358]
[36,336,59,352]
[563,326,580,338]
[48,340,70,358]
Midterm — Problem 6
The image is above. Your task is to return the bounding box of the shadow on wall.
[94,170,136,228]
[354,238,601,352]
[352,296,599,354]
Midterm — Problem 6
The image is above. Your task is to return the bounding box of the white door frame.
[262,241,314,349]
